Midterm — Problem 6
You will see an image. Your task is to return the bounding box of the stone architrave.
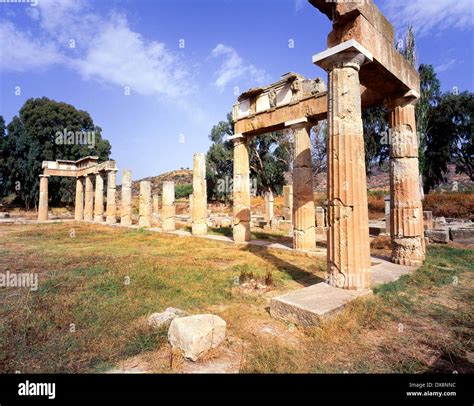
[288,119,316,252]
[138,181,152,228]
[106,170,117,224]
[232,136,251,242]
[315,50,371,290]
[38,175,49,221]
[191,153,208,235]
[84,175,94,221]
[388,97,425,266]
[162,181,175,231]
[120,169,132,226]
[264,191,274,223]
[283,185,293,222]
[94,173,105,222]
[74,177,84,221]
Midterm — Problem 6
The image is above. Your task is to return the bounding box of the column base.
[106,216,116,225]
[293,227,316,251]
[94,215,104,223]
[121,218,132,227]
[233,222,250,242]
[138,218,151,228]
[192,223,208,235]
[391,237,425,267]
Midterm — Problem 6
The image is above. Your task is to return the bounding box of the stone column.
[290,120,316,251]
[318,50,371,289]
[384,195,391,234]
[37,175,49,221]
[94,173,105,222]
[283,185,293,221]
[232,136,251,242]
[84,175,94,221]
[138,180,152,227]
[264,191,274,223]
[106,170,117,224]
[188,194,193,216]
[153,195,159,216]
[388,97,425,266]
[74,177,84,221]
[162,181,175,231]
[120,169,132,226]
[191,153,208,235]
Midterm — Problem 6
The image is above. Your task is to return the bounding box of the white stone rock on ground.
[168,314,226,361]
[148,307,188,329]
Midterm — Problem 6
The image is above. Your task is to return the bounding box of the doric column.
[288,119,316,251]
[264,191,274,223]
[37,175,49,221]
[84,175,94,221]
[232,136,251,242]
[106,170,117,224]
[74,177,84,221]
[120,169,132,226]
[387,97,425,266]
[316,49,371,289]
[94,173,104,222]
[191,153,208,235]
[283,185,293,222]
[162,181,175,231]
[138,181,152,228]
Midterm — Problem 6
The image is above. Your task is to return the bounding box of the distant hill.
[128,169,192,196]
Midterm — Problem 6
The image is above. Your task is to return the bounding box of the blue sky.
[0,0,473,182]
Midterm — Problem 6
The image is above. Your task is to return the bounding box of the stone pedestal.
[162,181,175,231]
[264,191,274,224]
[94,173,104,222]
[283,185,293,222]
[138,180,152,228]
[75,177,84,221]
[121,169,132,226]
[38,175,49,221]
[232,136,251,242]
[191,153,208,235]
[106,170,117,224]
[388,97,425,267]
[291,121,316,251]
[317,50,371,289]
[84,175,94,221]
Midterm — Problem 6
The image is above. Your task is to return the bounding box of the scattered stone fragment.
[148,307,188,329]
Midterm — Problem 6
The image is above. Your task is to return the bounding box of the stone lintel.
[284,117,310,129]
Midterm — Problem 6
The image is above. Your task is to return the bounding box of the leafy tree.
[0,115,6,197]
[311,121,327,178]
[175,183,193,199]
[2,97,111,208]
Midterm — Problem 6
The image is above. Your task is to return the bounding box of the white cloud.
[0,21,64,72]
[211,44,268,91]
[434,58,458,73]
[382,0,473,37]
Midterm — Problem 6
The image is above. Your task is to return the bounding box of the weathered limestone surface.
[384,195,391,234]
[423,211,433,231]
[74,177,84,221]
[94,173,104,222]
[120,169,132,226]
[264,190,274,223]
[168,314,227,361]
[162,181,176,231]
[38,175,49,221]
[106,170,117,224]
[450,228,474,245]
[388,98,425,267]
[153,195,159,215]
[148,307,188,329]
[191,153,208,235]
[292,122,316,251]
[425,229,449,244]
[84,175,94,221]
[232,137,251,242]
[319,51,371,289]
[138,181,152,228]
[282,185,293,221]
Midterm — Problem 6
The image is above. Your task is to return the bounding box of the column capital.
[313,39,373,72]
[39,174,50,178]
[285,117,312,130]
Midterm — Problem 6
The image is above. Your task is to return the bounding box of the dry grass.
[0,223,472,373]
[423,192,474,219]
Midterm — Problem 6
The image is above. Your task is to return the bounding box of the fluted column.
[94,173,104,222]
[232,136,251,242]
[37,175,49,221]
[138,180,152,227]
[388,97,425,266]
[120,169,132,226]
[106,170,117,224]
[192,153,208,235]
[283,185,293,222]
[75,177,84,221]
[84,175,94,221]
[162,181,175,231]
[264,191,274,224]
[319,51,371,289]
[290,120,316,251]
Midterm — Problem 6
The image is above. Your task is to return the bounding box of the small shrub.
[175,183,193,199]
